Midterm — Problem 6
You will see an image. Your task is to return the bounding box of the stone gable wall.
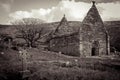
[48,33,80,56]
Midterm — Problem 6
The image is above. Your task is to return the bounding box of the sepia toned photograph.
[0,0,120,80]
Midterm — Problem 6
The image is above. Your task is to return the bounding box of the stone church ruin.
[47,1,110,56]
[0,1,110,57]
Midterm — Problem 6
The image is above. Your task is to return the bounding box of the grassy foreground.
[0,48,120,80]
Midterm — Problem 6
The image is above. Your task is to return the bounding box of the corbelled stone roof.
[82,1,107,34]
[83,1,102,24]
[53,15,74,37]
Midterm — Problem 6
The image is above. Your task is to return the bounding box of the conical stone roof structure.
[53,15,73,37]
[82,1,106,33]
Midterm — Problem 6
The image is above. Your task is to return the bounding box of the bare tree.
[11,18,45,48]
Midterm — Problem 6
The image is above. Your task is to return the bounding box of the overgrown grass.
[28,65,120,80]
[0,49,120,80]
[27,57,120,80]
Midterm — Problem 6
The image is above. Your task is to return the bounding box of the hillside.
[104,21,120,51]
[0,21,120,51]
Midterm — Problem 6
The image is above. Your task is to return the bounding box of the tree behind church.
[11,18,45,48]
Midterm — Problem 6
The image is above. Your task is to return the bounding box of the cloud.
[9,8,52,22]
[75,0,120,3]
[98,2,120,21]
[9,0,91,22]
[9,0,120,22]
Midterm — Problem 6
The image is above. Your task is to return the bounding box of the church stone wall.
[49,34,80,56]
[78,1,109,56]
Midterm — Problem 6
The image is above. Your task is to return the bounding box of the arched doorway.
[91,41,99,56]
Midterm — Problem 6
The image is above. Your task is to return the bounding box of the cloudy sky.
[0,0,120,24]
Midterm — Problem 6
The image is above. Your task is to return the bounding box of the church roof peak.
[82,1,102,24]
[82,1,107,34]
[92,1,95,5]
[64,14,66,17]
[60,14,67,24]
[53,14,73,37]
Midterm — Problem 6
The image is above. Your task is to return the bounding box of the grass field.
[0,48,120,80]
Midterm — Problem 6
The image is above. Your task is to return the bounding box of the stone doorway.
[91,41,99,56]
